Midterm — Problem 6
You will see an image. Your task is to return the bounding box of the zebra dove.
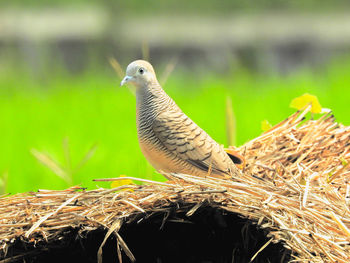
[120,60,239,179]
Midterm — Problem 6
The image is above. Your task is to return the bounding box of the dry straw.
[1,107,350,262]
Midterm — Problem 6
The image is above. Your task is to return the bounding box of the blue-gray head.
[120,60,157,89]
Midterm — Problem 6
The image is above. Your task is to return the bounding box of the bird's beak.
[120,76,132,86]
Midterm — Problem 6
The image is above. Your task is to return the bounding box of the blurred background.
[1,0,350,193]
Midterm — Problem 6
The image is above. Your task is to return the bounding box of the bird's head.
[120,60,157,89]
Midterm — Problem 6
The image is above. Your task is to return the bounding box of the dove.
[121,60,239,179]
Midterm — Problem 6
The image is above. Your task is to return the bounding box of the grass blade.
[73,143,98,174]
[160,56,178,86]
[142,41,149,61]
[62,137,72,175]
[109,57,125,80]
[225,96,236,146]
[31,149,72,184]
[0,171,8,194]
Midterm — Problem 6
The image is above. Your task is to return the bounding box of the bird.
[120,60,240,179]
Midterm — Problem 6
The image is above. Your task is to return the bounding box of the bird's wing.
[153,111,233,176]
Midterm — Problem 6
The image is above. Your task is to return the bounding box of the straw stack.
[1,107,349,262]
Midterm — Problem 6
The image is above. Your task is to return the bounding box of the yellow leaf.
[340,157,348,166]
[290,93,322,113]
[299,174,306,185]
[261,119,273,132]
[110,175,134,190]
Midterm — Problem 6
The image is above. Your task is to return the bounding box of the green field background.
[1,58,350,193]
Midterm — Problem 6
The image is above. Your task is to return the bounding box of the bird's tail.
[225,148,245,170]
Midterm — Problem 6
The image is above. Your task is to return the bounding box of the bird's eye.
[139,68,144,74]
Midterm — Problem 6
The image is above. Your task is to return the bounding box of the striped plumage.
[121,60,238,179]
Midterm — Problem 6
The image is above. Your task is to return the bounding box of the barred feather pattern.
[136,80,237,179]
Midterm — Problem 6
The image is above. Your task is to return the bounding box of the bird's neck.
[136,82,176,128]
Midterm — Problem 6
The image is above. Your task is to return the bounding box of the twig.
[121,200,146,213]
[97,220,122,263]
[329,211,350,237]
[94,177,172,187]
[309,233,337,263]
[250,237,273,262]
[25,193,84,238]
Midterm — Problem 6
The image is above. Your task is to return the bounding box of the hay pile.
[1,107,350,262]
